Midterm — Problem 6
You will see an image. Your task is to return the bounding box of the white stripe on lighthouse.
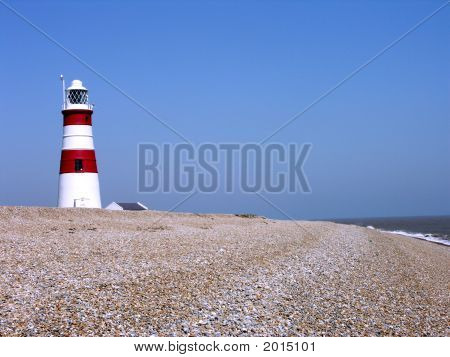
[62,125,95,150]
[63,125,93,137]
[58,173,101,208]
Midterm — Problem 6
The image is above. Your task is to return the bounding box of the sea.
[330,216,450,246]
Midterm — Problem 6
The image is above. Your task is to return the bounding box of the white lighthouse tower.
[57,77,102,208]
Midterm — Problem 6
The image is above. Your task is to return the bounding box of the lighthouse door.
[74,198,90,208]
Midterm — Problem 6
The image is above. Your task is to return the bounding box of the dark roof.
[116,202,147,211]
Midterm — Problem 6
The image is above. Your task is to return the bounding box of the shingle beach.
[0,206,448,336]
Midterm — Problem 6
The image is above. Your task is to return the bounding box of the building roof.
[115,202,148,211]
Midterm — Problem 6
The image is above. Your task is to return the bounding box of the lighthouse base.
[58,173,102,208]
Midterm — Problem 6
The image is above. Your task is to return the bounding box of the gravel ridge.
[0,206,448,336]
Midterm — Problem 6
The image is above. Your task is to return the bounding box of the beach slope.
[0,206,448,336]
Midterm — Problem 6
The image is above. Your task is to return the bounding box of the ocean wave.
[368,226,450,246]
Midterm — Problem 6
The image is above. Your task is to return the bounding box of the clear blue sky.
[0,0,449,219]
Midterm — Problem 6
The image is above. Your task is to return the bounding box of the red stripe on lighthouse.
[62,109,93,126]
[60,149,98,173]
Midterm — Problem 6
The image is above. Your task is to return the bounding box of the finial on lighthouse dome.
[63,78,92,110]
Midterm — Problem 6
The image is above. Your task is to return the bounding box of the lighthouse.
[57,78,102,208]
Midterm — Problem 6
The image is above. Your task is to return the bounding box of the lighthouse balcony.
[63,103,94,110]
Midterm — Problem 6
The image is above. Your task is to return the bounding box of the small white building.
[105,202,149,211]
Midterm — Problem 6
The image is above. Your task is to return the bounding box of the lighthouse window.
[68,89,88,104]
[75,159,83,171]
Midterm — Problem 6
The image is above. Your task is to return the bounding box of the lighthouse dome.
[67,80,87,91]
